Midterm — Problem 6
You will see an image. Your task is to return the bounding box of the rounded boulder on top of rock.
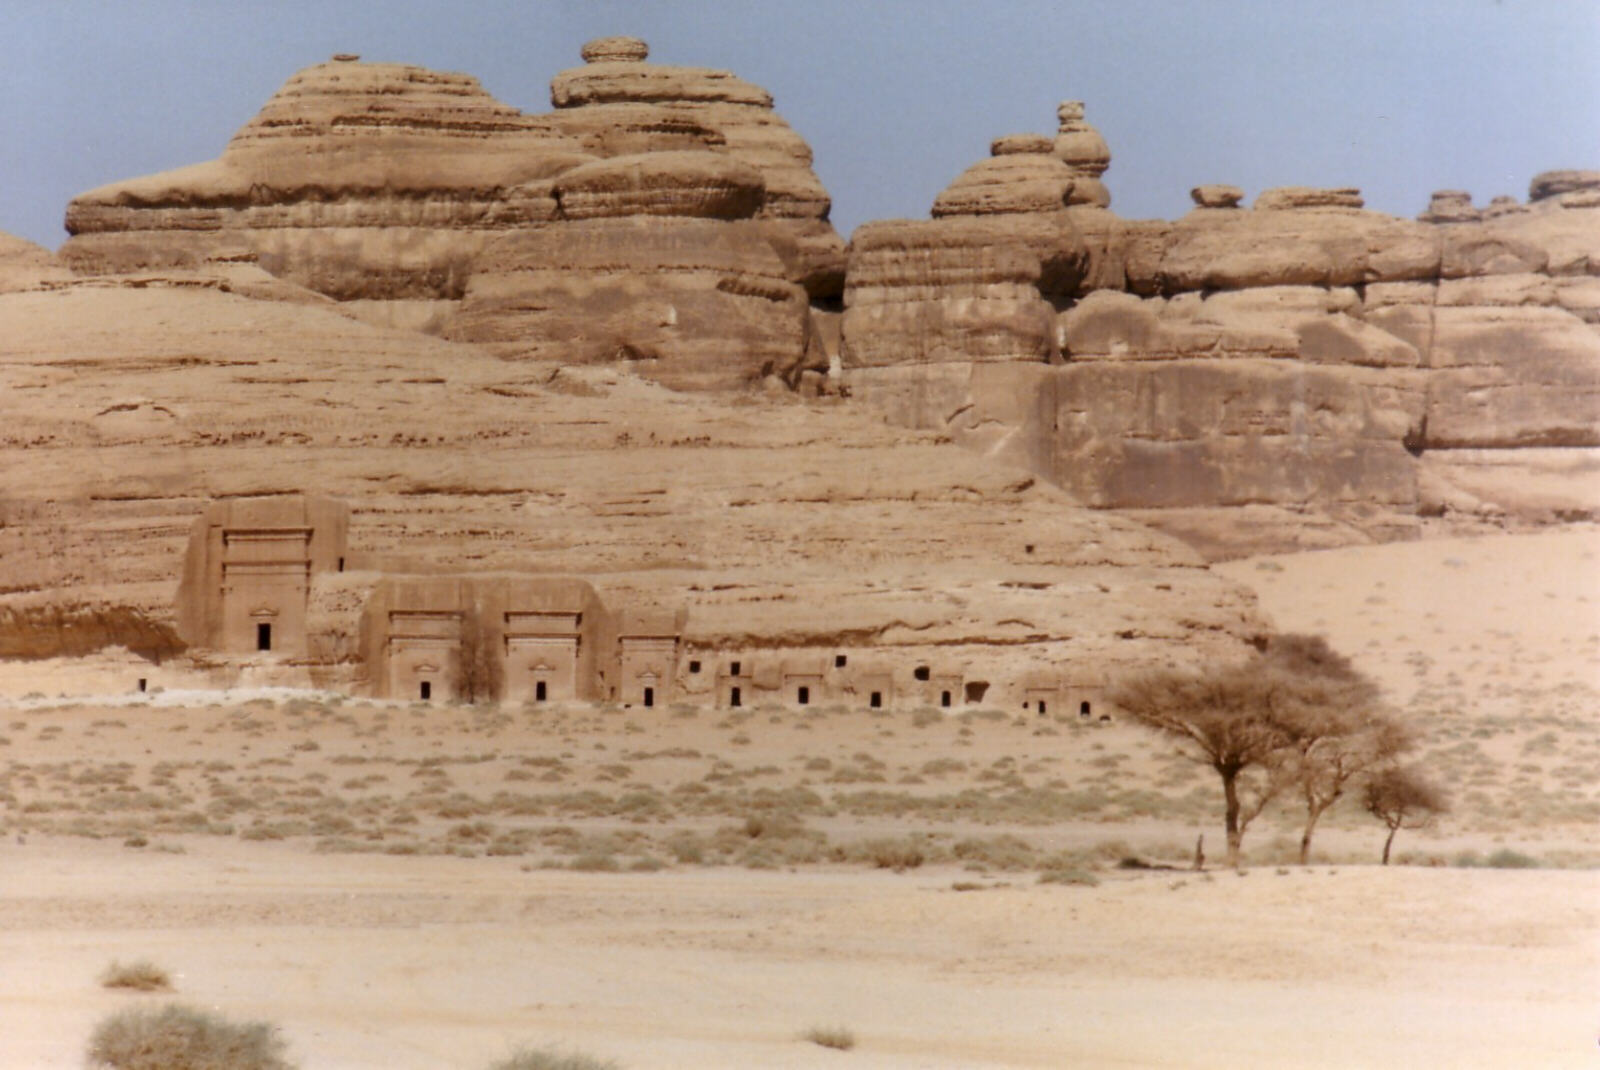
[1191,185,1245,210]
[1529,169,1600,203]
[1053,100,1112,208]
[1419,190,1481,224]
[580,36,650,63]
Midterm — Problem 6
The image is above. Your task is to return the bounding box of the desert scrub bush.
[87,1003,294,1070]
[569,852,620,872]
[100,960,172,992]
[1037,865,1100,886]
[952,834,1036,872]
[488,1046,620,1070]
[845,835,929,871]
[801,1025,857,1051]
[1485,847,1541,869]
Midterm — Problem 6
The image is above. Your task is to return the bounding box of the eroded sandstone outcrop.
[447,151,817,390]
[546,37,845,299]
[840,99,1599,550]
[61,55,584,304]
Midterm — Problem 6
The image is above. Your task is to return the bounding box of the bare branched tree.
[1112,633,1390,868]
[1111,663,1296,868]
[1363,764,1449,864]
[1257,635,1408,864]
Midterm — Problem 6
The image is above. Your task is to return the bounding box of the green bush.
[88,1004,293,1070]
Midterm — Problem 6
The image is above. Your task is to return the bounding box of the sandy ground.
[3,527,1598,1068]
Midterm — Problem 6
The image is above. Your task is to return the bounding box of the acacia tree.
[1112,634,1387,869]
[1111,662,1296,868]
[1364,764,1448,864]
[1257,635,1407,864]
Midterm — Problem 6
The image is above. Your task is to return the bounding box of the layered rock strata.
[0,277,1260,693]
[841,97,1600,550]
[61,56,585,302]
[446,151,817,390]
[546,37,846,299]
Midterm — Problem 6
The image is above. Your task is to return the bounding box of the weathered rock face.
[447,151,817,390]
[841,133,1088,381]
[0,277,1262,694]
[839,98,1599,551]
[841,218,1062,373]
[1052,101,1112,209]
[61,56,585,301]
[547,37,846,299]
[0,231,71,293]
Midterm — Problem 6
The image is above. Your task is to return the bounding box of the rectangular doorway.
[256,623,272,651]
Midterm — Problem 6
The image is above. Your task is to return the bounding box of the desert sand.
[3,527,1596,1069]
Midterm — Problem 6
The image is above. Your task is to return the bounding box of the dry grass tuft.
[87,1003,293,1069]
[99,960,173,992]
[488,1046,621,1070]
[802,1025,857,1051]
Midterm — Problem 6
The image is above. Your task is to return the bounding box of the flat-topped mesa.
[547,37,846,300]
[1419,190,1482,224]
[448,150,817,391]
[1053,100,1112,208]
[61,56,587,302]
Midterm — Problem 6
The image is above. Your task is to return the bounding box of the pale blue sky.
[2,0,1595,249]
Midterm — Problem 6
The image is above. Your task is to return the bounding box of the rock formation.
[546,37,845,299]
[5,40,1596,703]
[61,55,584,312]
[839,95,1600,551]
[0,275,1258,696]
[446,151,818,390]
[1052,101,1112,209]
[0,231,72,293]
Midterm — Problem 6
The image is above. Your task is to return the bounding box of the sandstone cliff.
[840,97,1600,553]
[546,37,846,300]
[0,276,1259,690]
[445,151,819,390]
[61,56,585,307]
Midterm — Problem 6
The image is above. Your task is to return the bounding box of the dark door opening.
[940,690,952,708]
[834,654,847,668]
[689,660,701,674]
[1039,700,1048,715]
[913,665,930,681]
[869,691,882,709]
[137,678,147,693]
[420,680,432,701]
[643,686,655,708]
[256,623,272,651]
[729,686,742,708]
[1080,700,1091,718]
[535,681,547,703]
[797,685,810,705]
[730,660,741,676]
[964,681,989,703]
